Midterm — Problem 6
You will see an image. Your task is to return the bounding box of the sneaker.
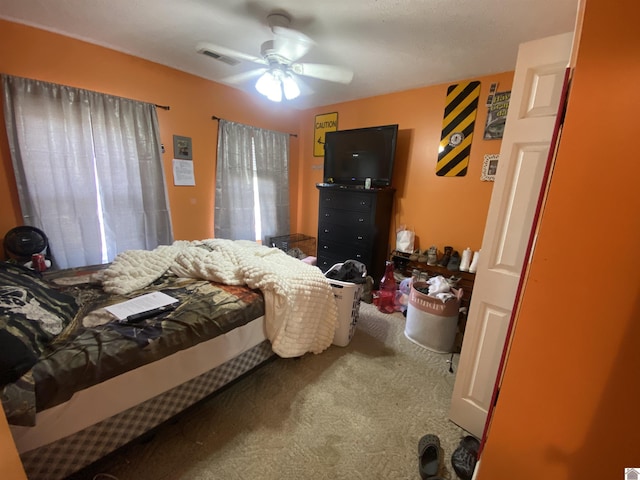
[447,251,461,271]
[426,246,438,266]
[438,246,453,267]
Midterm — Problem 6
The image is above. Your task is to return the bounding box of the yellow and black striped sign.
[436,81,481,176]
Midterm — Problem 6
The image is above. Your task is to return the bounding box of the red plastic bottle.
[376,261,397,314]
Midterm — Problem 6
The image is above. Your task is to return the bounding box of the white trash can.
[404,281,462,353]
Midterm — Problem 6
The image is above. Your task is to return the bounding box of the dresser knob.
[357,235,363,240]
[324,229,330,233]
[323,245,328,249]
[356,254,362,258]
[358,218,364,222]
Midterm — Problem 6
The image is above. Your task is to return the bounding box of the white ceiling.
[0,0,579,110]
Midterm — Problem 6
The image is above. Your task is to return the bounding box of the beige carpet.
[79,303,468,480]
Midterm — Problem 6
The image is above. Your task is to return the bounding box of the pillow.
[0,262,78,386]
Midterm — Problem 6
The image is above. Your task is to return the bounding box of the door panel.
[491,145,550,271]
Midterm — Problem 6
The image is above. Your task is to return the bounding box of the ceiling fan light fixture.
[282,73,300,100]
[255,70,282,102]
[255,68,300,102]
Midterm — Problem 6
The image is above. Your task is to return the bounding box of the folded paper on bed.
[104,291,178,320]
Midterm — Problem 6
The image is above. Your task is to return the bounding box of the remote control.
[124,303,177,323]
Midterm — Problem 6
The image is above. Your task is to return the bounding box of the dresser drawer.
[318,224,373,246]
[317,251,372,272]
[317,239,371,263]
[319,190,373,212]
[318,207,373,227]
[317,254,344,272]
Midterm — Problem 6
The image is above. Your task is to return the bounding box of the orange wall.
[478,0,640,478]
[0,20,299,244]
[0,18,511,259]
[0,409,26,480]
[296,74,513,257]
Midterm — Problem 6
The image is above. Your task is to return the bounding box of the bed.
[1,239,338,479]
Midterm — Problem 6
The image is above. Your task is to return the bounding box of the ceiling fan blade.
[221,68,267,85]
[196,42,266,66]
[272,26,315,62]
[293,75,315,97]
[291,63,354,84]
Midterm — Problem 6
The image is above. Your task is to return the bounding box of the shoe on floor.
[438,246,453,267]
[451,435,480,480]
[447,250,460,271]
[426,245,438,266]
[418,433,441,479]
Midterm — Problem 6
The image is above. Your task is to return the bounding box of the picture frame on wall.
[173,135,192,160]
[481,154,499,181]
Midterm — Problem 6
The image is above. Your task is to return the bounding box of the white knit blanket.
[101,239,338,358]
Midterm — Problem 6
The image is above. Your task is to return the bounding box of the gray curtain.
[2,75,173,269]
[215,119,290,243]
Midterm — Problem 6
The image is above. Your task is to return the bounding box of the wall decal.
[436,81,481,177]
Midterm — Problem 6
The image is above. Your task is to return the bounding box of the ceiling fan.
[196,13,354,102]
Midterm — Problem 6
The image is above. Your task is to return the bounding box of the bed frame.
[11,317,274,479]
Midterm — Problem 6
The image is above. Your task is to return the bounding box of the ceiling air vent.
[197,46,240,66]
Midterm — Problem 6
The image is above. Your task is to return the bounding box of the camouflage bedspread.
[1,264,264,426]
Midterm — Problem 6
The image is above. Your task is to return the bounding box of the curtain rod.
[155,104,170,111]
[211,115,297,138]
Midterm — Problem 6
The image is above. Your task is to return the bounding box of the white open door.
[449,32,574,438]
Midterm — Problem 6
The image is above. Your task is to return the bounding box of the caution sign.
[436,81,481,176]
[313,112,338,157]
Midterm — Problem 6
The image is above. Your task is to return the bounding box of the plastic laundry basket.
[325,262,365,347]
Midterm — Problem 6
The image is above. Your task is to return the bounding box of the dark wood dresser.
[316,184,395,285]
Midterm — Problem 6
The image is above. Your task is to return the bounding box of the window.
[2,75,173,269]
[214,119,289,243]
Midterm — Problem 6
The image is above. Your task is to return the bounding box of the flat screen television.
[323,124,398,188]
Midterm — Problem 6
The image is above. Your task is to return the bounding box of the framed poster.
[313,112,338,157]
[484,90,511,140]
[173,135,192,160]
